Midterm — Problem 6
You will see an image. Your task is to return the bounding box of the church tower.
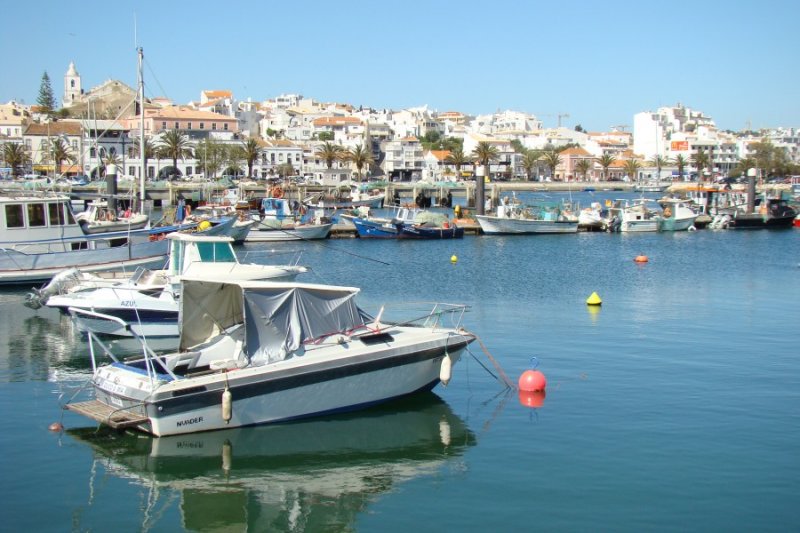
[64,62,82,107]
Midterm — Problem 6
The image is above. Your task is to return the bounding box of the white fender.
[439,354,452,386]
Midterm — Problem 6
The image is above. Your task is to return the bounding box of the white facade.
[63,62,82,107]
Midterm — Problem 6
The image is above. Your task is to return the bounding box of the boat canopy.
[179,278,365,363]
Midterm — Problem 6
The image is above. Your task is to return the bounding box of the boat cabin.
[0,193,83,243]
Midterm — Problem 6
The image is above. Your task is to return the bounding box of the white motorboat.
[65,277,475,436]
[37,232,308,340]
[657,198,699,231]
[0,192,168,285]
[577,202,607,231]
[75,199,150,234]
[607,199,662,232]
[475,197,578,234]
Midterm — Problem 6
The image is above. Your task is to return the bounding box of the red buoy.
[634,255,649,263]
[518,389,546,408]
[48,422,64,432]
[518,369,547,392]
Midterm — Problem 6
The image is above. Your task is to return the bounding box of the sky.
[2,0,798,132]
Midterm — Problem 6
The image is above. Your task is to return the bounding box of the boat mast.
[138,47,145,204]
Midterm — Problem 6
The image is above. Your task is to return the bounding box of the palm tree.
[691,149,710,183]
[598,154,616,181]
[541,150,562,181]
[649,155,669,182]
[623,159,642,183]
[132,136,159,180]
[2,143,31,178]
[471,141,499,215]
[240,138,261,178]
[47,137,75,176]
[672,154,687,182]
[315,141,344,169]
[344,144,374,182]
[158,129,193,178]
[521,150,541,181]
[445,146,469,179]
[575,159,592,181]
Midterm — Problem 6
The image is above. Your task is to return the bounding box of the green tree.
[575,159,592,181]
[691,149,710,182]
[2,143,31,178]
[315,141,344,169]
[196,138,228,179]
[132,136,159,180]
[672,154,687,181]
[344,144,374,182]
[623,159,642,183]
[240,138,261,178]
[276,162,295,178]
[419,130,442,150]
[317,131,334,142]
[541,150,562,181]
[471,141,499,215]
[521,150,541,181]
[37,72,57,115]
[441,136,463,153]
[649,155,669,181]
[510,139,526,153]
[750,140,790,179]
[158,129,193,176]
[445,146,469,178]
[45,137,75,176]
[598,154,616,181]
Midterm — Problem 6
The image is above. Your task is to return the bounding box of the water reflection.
[67,393,475,532]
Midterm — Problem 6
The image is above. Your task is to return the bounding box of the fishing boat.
[65,394,474,530]
[0,192,168,285]
[605,198,662,232]
[342,207,463,239]
[657,198,699,231]
[36,232,308,340]
[303,185,385,210]
[64,277,475,436]
[475,197,578,235]
[245,197,332,242]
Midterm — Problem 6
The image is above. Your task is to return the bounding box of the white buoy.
[439,354,452,385]
[222,387,232,423]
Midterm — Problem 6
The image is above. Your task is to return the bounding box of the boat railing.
[69,306,178,385]
[376,301,470,331]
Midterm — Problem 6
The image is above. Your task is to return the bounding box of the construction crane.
[534,112,571,128]
[611,124,629,132]
[557,113,570,128]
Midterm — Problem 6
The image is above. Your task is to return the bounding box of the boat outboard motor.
[23,268,82,310]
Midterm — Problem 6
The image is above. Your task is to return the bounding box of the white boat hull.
[476,215,578,234]
[245,223,332,242]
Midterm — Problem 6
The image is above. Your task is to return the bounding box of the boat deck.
[65,400,149,429]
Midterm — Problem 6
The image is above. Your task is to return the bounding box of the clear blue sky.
[2,0,797,132]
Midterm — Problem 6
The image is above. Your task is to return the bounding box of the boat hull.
[245,223,332,242]
[90,335,471,436]
[475,215,578,234]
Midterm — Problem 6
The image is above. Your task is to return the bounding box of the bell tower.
[64,61,82,107]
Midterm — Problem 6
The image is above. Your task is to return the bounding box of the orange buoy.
[48,422,64,432]
[634,255,649,263]
[518,389,546,408]
[518,357,547,392]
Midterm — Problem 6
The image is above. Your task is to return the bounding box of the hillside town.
[2,61,799,185]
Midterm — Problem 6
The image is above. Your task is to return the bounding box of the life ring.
[272,187,284,199]
[663,207,672,218]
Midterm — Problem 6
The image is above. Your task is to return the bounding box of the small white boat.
[658,198,699,231]
[303,186,385,210]
[607,199,662,232]
[246,197,332,242]
[577,202,607,231]
[37,232,308,340]
[476,197,578,235]
[75,200,150,234]
[64,277,475,436]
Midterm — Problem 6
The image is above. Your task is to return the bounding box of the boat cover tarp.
[179,279,365,364]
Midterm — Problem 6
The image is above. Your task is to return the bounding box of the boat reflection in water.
[68,393,475,532]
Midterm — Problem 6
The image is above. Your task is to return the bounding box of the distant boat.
[342,207,463,239]
[75,199,150,234]
[246,197,332,241]
[475,198,578,235]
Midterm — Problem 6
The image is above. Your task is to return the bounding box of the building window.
[175,122,179,129]
[187,123,192,130]
[90,147,96,158]
[223,123,228,131]
[199,123,204,130]
[212,123,217,130]
[162,122,167,129]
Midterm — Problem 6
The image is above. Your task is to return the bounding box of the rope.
[469,334,516,390]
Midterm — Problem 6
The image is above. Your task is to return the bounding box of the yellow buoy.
[586,292,602,306]
[450,254,458,263]
[198,220,212,231]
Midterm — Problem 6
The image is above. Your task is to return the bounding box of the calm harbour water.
[1,192,798,532]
